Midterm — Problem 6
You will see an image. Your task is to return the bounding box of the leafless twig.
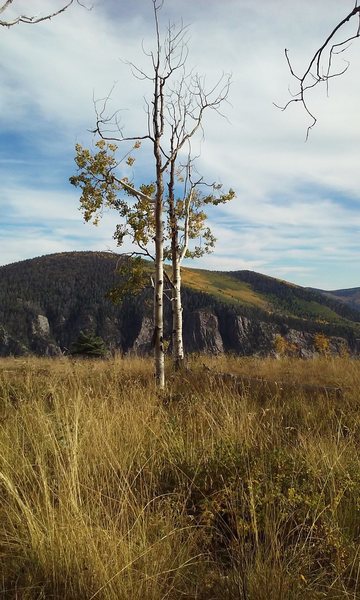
[275,3,360,139]
[0,0,90,27]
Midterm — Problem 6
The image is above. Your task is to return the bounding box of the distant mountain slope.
[182,267,360,325]
[0,252,359,357]
[316,288,360,312]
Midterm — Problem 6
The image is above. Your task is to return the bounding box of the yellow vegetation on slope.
[181,267,269,309]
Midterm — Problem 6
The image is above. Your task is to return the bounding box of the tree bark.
[171,253,184,370]
[152,26,165,388]
[168,149,184,369]
[154,167,165,388]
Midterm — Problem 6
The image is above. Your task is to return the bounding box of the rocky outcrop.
[219,313,274,355]
[184,309,224,354]
[0,326,28,357]
[127,309,353,358]
[32,314,50,336]
[0,304,354,359]
[132,317,153,354]
[28,314,61,356]
[283,328,314,359]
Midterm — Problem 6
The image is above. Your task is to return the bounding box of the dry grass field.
[1,355,360,599]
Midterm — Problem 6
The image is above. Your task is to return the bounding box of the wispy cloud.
[0,0,359,289]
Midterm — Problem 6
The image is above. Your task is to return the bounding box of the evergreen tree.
[70,331,107,358]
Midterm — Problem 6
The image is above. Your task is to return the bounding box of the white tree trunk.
[172,255,184,369]
[154,202,165,388]
[153,120,165,388]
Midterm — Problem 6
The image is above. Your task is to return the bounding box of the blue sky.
[0,0,359,290]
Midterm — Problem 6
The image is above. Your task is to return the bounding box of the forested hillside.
[0,251,359,357]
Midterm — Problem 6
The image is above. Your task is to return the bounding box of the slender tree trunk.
[154,209,165,387]
[171,252,184,369]
[153,62,165,389]
[150,6,166,390]
[168,152,184,369]
[153,140,165,387]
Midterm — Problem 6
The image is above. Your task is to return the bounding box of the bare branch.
[277,6,360,137]
[0,0,89,27]
[92,86,154,144]
[0,1,14,15]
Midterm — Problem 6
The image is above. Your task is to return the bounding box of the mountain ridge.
[309,286,360,312]
[0,251,359,357]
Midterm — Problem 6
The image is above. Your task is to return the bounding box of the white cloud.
[0,0,359,288]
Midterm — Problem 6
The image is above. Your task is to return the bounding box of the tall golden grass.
[1,355,360,599]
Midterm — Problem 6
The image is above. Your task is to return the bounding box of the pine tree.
[70,331,107,358]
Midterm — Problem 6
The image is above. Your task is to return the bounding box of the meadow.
[1,355,360,599]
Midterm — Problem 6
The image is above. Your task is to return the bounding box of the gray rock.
[132,316,153,354]
[184,309,224,354]
[32,314,50,336]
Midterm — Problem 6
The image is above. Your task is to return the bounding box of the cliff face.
[183,310,224,354]
[129,308,355,358]
[3,305,353,359]
[181,309,353,358]
[0,252,359,357]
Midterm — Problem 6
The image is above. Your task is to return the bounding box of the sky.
[0,0,359,290]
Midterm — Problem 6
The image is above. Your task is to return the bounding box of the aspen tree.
[71,0,232,387]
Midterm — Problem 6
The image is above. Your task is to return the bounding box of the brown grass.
[1,355,360,599]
